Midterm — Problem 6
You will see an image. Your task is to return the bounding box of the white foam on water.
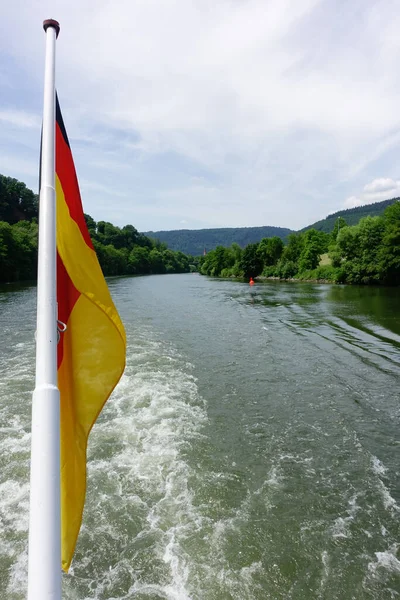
[331,494,361,539]
[318,550,330,594]
[0,320,210,599]
[218,561,264,599]
[2,317,271,600]
[367,545,400,577]
[354,444,400,518]
[331,517,351,539]
[0,313,34,598]
[376,479,400,513]
[62,328,209,599]
[277,452,315,478]
[371,455,387,476]
[2,283,400,599]
[265,466,281,488]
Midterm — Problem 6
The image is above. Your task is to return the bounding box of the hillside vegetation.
[0,174,193,283]
[200,208,400,285]
[1,173,399,286]
[144,226,293,256]
[302,198,399,233]
[145,199,397,255]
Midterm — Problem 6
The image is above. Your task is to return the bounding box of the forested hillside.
[303,198,398,233]
[1,173,399,286]
[200,205,400,285]
[144,225,293,256]
[145,200,397,254]
[0,174,193,283]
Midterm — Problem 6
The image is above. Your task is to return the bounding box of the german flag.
[55,96,126,572]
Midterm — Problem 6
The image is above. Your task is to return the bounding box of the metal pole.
[27,18,61,600]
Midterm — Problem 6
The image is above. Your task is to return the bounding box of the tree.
[335,216,384,284]
[96,221,126,249]
[257,236,284,266]
[149,248,166,274]
[201,245,234,277]
[331,217,348,242]
[173,251,191,273]
[11,221,38,280]
[84,213,97,242]
[230,242,243,263]
[128,246,151,274]
[281,233,305,265]
[0,175,192,282]
[0,175,38,223]
[298,229,328,272]
[0,221,15,281]
[0,220,38,282]
[240,243,263,278]
[378,201,400,285]
[121,224,141,249]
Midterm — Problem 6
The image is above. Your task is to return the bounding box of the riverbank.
[256,275,334,284]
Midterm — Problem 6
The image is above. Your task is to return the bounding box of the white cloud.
[80,180,127,198]
[2,1,400,230]
[363,178,398,193]
[0,153,39,180]
[343,177,400,209]
[343,196,364,209]
[0,109,40,129]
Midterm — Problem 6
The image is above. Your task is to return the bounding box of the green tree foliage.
[84,213,96,236]
[378,202,400,285]
[298,229,329,272]
[145,225,293,256]
[126,246,148,274]
[2,174,400,286]
[0,220,38,282]
[0,175,38,224]
[201,245,235,277]
[240,243,263,278]
[303,198,398,233]
[0,222,16,281]
[0,175,192,283]
[334,217,385,284]
[257,236,284,266]
[330,217,348,242]
[230,242,243,263]
[201,204,400,286]
[149,248,166,274]
[281,233,305,264]
[144,199,396,255]
[84,222,192,280]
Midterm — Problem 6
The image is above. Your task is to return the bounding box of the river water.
[0,274,399,599]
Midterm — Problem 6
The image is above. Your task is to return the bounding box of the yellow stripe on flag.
[56,170,126,571]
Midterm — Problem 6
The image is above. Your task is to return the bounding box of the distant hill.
[143,226,294,256]
[302,198,399,233]
[143,198,399,256]
[145,199,398,255]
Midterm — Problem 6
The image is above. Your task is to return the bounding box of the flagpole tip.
[43,19,60,38]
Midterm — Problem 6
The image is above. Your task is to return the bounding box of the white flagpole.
[27,19,61,600]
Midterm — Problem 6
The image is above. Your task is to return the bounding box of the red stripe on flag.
[55,122,94,250]
[57,252,80,369]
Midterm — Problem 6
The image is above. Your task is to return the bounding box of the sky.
[1,0,400,232]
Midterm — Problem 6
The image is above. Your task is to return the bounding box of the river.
[0,274,399,599]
